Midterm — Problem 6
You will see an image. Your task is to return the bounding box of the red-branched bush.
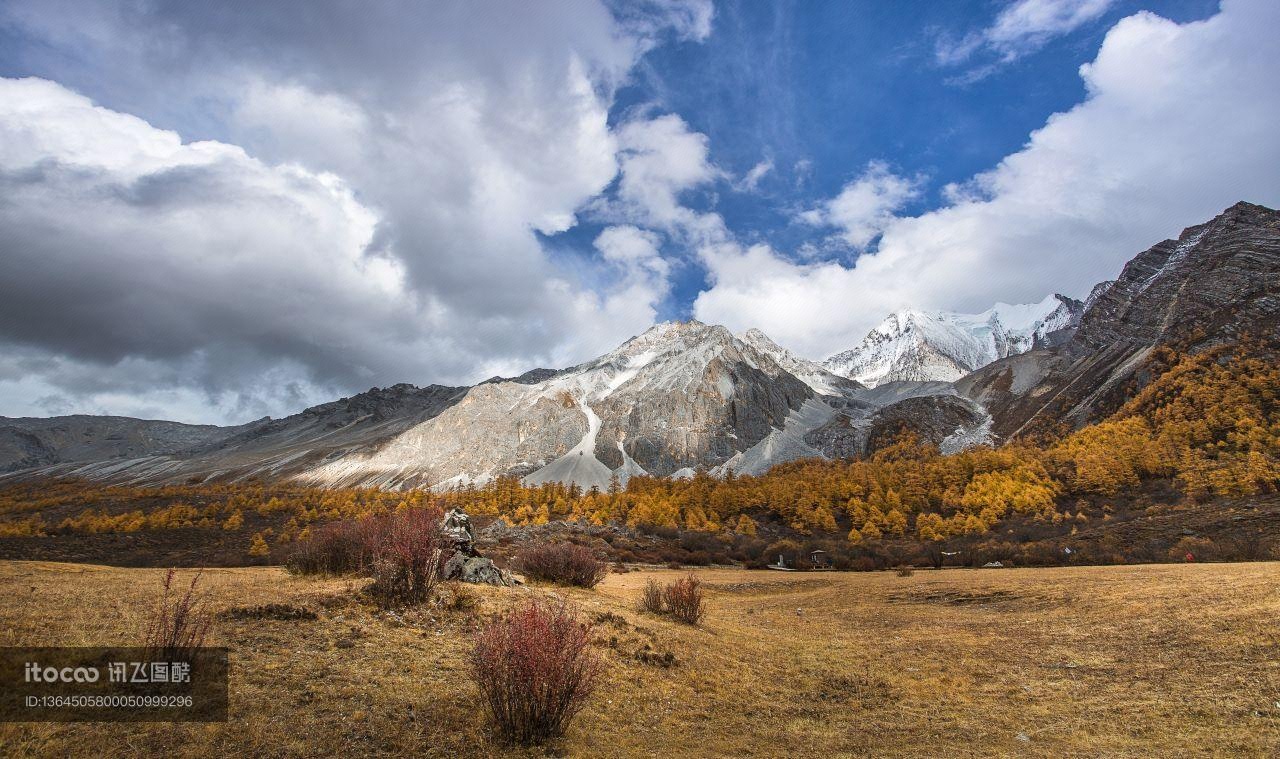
[639,578,664,614]
[661,573,706,625]
[368,505,449,606]
[286,518,379,575]
[144,569,213,662]
[287,506,452,606]
[515,543,608,588]
[469,599,602,745]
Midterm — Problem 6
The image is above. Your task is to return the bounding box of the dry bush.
[144,569,213,662]
[444,583,479,613]
[515,543,608,588]
[469,599,602,745]
[639,579,665,614]
[219,603,316,621]
[1222,532,1275,561]
[1168,536,1219,563]
[662,574,706,625]
[684,550,713,566]
[286,506,451,606]
[368,505,450,607]
[285,515,386,575]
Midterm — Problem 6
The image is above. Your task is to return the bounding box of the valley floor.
[0,561,1276,757]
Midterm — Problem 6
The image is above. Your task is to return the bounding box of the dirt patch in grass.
[702,578,835,594]
[887,588,1024,605]
[885,586,1075,610]
[220,603,319,621]
[814,670,897,708]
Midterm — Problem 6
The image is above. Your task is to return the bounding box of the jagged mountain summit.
[300,320,818,489]
[1,201,1274,492]
[821,294,1084,387]
[736,327,859,396]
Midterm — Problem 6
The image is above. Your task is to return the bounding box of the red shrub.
[144,569,213,662]
[515,543,608,588]
[286,507,451,605]
[286,519,374,575]
[469,600,602,745]
[639,578,664,614]
[368,505,450,606]
[661,573,706,625]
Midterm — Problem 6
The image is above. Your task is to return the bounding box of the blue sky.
[0,0,1275,424]
[559,0,1222,320]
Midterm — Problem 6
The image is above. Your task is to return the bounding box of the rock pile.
[439,508,516,586]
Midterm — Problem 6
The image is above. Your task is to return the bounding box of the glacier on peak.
[821,294,1083,387]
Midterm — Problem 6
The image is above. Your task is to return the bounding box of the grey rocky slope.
[300,321,822,488]
[0,415,242,473]
[958,201,1280,439]
[284,318,989,485]
[3,383,467,483]
[0,320,975,489]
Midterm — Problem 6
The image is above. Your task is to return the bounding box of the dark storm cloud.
[0,1,713,423]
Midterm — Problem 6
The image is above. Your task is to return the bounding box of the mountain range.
[2,201,1276,490]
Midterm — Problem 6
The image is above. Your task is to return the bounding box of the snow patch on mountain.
[523,403,613,490]
[713,399,836,476]
[614,440,648,484]
[939,414,994,454]
[1137,229,1207,294]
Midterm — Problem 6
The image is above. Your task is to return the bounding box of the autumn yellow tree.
[248,531,270,557]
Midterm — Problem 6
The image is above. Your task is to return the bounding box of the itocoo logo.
[24,662,100,683]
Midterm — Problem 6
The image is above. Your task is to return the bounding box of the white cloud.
[612,0,715,45]
[989,0,1116,59]
[233,79,369,170]
[737,159,774,191]
[799,161,921,249]
[571,225,674,344]
[937,0,1116,73]
[697,0,1280,360]
[595,225,670,278]
[609,113,722,233]
[0,77,410,421]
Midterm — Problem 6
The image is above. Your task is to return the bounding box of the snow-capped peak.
[969,294,1063,332]
[822,295,1083,387]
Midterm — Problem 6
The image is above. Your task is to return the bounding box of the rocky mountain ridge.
[959,201,1280,438]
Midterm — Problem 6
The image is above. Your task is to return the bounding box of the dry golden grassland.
[0,561,1276,757]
